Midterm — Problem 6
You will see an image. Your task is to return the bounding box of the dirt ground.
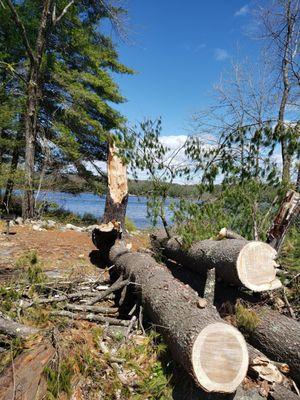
[0,223,149,282]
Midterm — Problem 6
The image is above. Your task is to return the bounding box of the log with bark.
[107,241,249,393]
[267,189,300,252]
[246,306,300,386]
[151,232,281,292]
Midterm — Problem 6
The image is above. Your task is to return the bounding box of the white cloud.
[234,5,250,17]
[214,48,230,61]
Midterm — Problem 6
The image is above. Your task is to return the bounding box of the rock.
[65,223,83,232]
[46,220,56,229]
[8,221,15,227]
[32,224,46,232]
[15,217,23,225]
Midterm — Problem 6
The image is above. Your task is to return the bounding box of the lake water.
[36,191,172,229]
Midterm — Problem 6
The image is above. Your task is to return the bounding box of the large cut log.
[245,307,300,386]
[267,189,300,252]
[151,233,281,292]
[102,140,128,230]
[108,241,249,393]
[0,341,55,400]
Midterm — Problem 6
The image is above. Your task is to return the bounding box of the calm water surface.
[35,191,173,229]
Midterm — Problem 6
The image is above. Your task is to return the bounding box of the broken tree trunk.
[267,189,300,252]
[247,307,300,386]
[102,140,128,230]
[108,241,249,393]
[0,341,55,400]
[151,233,281,292]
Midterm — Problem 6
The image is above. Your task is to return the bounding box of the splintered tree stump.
[102,140,128,230]
[151,233,281,292]
[92,221,122,252]
[267,189,300,252]
[247,307,300,386]
[0,341,55,400]
[109,241,248,393]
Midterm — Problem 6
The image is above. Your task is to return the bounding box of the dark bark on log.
[248,307,300,385]
[0,341,55,400]
[50,310,130,326]
[102,141,128,230]
[266,190,300,252]
[108,241,248,393]
[268,384,299,400]
[151,233,281,292]
[0,317,39,338]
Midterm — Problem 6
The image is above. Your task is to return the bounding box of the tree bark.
[268,384,300,400]
[0,317,40,339]
[102,140,128,230]
[247,307,300,386]
[0,341,54,400]
[266,189,300,252]
[108,241,249,393]
[151,233,281,292]
[275,0,293,183]
[3,130,22,211]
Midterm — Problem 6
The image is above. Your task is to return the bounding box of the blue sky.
[113,0,260,137]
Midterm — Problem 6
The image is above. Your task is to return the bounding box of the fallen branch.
[86,278,129,306]
[63,304,118,315]
[0,317,39,339]
[50,310,130,326]
[22,290,115,308]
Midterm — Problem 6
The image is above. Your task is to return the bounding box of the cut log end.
[237,242,281,292]
[192,322,249,393]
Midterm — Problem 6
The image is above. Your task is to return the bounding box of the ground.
[0,223,149,283]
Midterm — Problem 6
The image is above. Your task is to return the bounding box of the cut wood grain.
[151,233,281,292]
[108,241,249,393]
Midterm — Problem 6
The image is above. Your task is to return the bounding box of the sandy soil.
[0,223,149,282]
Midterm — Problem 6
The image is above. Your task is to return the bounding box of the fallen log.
[245,307,300,386]
[0,341,55,400]
[151,233,281,292]
[108,241,249,393]
[0,316,39,339]
[267,189,300,252]
[268,384,300,400]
